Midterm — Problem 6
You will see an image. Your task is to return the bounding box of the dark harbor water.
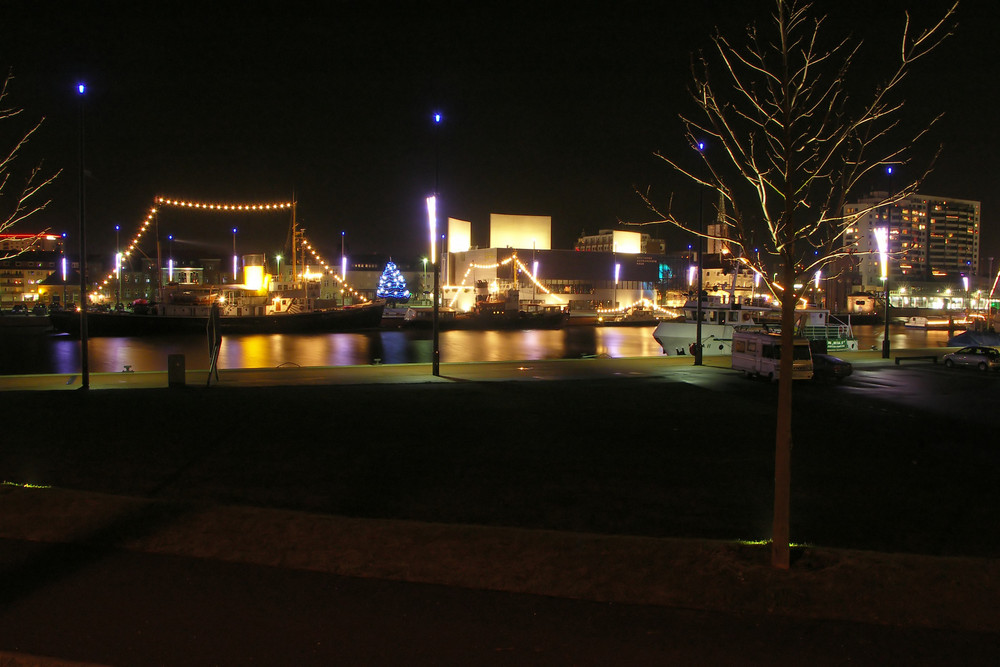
[0,324,954,375]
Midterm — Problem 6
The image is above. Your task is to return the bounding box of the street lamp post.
[695,187,705,366]
[875,225,890,359]
[77,82,89,390]
[430,111,443,377]
[60,234,68,307]
[693,140,707,366]
[167,234,174,283]
[428,195,440,376]
[882,166,894,359]
[612,242,619,312]
[532,240,537,303]
[115,224,121,309]
[421,257,428,300]
[276,254,282,282]
[341,230,347,305]
[232,227,238,282]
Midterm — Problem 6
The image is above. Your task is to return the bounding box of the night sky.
[3,1,996,267]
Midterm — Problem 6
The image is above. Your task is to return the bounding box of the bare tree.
[640,0,958,568]
[1,68,62,259]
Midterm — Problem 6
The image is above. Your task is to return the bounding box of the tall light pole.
[612,241,619,311]
[77,82,89,390]
[881,165,894,359]
[430,111,443,377]
[427,194,440,376]
[61,233,68,307]
[341,230,347,304]
[532,240,539,304]
[167,234,174,283]
[694,141,707,366]
[232,227,238,282]
[115,224,121,309]
[875,226,890,358]
[276,254,282,281]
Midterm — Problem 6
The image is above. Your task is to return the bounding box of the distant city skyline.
[3,1,996,270]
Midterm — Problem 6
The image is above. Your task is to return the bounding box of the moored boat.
[597,304,664,327]
[904,315,968,330]
[652,296,859,355]
[50,291,385,337]
[0,313,53,335]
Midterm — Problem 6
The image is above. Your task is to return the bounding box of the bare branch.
[0,68,61,251]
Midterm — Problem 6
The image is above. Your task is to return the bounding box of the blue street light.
[693,140,708,365]
[114,224,121,307]
[341,230,347,299]
[77,81,89,388]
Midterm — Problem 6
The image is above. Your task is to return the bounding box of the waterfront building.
[845,192,981,288]
[843,192,983,313]
[0,233,66,255]
[441,215,684,313]
[1,250,68,308]
[574,229,665,254]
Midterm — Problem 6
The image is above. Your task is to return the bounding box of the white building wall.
[489,214,551,250]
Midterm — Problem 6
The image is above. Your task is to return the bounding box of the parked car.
[942,346,1000,372]
[812,353,853,381]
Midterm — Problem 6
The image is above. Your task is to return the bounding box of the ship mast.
[290,199,298,289]
[154,207,162,299]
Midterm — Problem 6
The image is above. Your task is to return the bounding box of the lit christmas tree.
[376,261,411,304]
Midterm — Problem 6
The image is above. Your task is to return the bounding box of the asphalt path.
[3,351,999,664]
[1,540,997,667]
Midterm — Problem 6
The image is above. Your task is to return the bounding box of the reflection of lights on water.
[4,326,958,374]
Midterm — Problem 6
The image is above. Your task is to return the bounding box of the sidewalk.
[0,348,904,392]
[2,484,997,634]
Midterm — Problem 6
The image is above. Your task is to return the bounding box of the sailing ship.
[397,285,568,330]
[50,203,385,337]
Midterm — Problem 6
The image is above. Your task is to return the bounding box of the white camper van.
[731,326,814,380]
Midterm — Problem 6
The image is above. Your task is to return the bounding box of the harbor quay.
[0,347,899,392]
[1,350,998,664]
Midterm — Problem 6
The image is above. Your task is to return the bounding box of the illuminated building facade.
[0,233,65,254]
[1,251,64,307]
[845,192,981,289]
[442,216,680,313]
[574,229,663,254]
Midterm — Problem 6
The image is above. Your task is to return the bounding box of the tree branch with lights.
[642,0,958,569]
[0,68,62,258]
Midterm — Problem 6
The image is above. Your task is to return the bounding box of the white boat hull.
[652,321,736,356]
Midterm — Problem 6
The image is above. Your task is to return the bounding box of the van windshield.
[793,345,812,360]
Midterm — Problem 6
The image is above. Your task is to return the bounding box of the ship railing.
[799,324,853,340]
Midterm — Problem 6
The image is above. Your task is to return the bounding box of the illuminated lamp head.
[874,227,889,281]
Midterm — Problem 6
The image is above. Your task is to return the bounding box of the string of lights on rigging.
[98,197,366,300]
[446,253,554,308]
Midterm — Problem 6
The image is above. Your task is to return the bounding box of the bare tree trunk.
[772,265,796,569]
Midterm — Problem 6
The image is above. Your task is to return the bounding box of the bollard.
[167,354,186,388]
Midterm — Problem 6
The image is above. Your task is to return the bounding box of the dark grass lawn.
[3,377,998,557]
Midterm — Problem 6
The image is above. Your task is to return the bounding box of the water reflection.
[0,323,961,375]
